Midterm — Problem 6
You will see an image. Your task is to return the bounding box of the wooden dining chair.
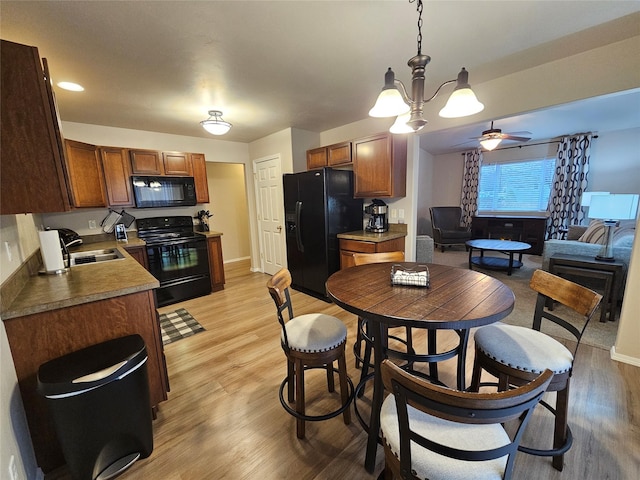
[470,269,602,471]
[352,251,407,371]
[379,359,553,480]
[267,268,353,439]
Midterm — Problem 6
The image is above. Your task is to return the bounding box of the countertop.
[337,229,407,243]
[2,242,159,320]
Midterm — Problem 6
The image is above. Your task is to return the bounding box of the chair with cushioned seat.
[379,359,553,480]
[267,268,353,439]
[470,269,602,471]
[429,206,472,252]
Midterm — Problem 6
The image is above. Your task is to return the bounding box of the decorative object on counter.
[195,210,213,232]
[115,223,128,242]
[390,264,429,287]
[368,0,483,134]
[200,110,232,135]
[100,209,136,233]
[159,308,205,345]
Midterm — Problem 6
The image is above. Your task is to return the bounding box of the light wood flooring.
[48,260,639,479]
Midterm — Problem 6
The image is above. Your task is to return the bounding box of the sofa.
[541,222,635,296]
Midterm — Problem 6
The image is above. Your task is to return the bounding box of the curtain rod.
[460,135,599,155]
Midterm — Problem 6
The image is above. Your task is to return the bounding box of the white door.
[254,156,286,275]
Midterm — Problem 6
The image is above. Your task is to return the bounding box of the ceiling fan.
[475,121,532,151]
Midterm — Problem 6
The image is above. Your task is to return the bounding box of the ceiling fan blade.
[505,131,532,136]
[503,135,531,142]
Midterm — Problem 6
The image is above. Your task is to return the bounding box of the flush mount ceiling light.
[369,0,484,133]
[200,110,232,135]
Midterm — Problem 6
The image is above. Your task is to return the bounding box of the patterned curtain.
[460,149,482,227]
[546,134,592,239]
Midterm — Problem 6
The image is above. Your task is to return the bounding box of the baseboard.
[610,345,640,367]
[222,256,251,264]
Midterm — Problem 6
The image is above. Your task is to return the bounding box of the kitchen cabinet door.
[327,141,352,166]
[64,140,107,208]
[162,151,192,176]
[307,147,327,170]
[124,244,149,269]
[1,40,72,214]
[206,235,226,291]
[100,146,134,207]
[130,149,163,174]
[190,153,210,203]
[353,133,407,198]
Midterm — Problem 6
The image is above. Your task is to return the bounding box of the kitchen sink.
[69,249,125,266]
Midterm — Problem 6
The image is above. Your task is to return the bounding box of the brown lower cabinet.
[124,244,149,269]
[339,237,406,269]
[3,290,168,473]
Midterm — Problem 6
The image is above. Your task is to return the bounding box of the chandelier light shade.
[201,110,232,135]
[369,0,484,133]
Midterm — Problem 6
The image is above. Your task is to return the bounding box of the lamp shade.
[580,191,609,207]
[201,110,232,135]
[588,194,639,220]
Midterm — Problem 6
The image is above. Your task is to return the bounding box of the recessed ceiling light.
[57,82,84,92]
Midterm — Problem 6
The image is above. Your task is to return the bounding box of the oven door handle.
[145,236,205,248]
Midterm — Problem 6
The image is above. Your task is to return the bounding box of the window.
[478,158,555,214]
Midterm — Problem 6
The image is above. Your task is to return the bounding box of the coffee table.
[466,239,532,276]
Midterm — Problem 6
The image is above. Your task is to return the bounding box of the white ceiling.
[2,1,639,154]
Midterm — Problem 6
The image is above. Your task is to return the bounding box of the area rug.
[432,248,618,350]
[159,308,205,345]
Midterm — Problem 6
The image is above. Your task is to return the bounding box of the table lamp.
[588,193,639,261]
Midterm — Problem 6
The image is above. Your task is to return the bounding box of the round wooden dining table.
[326,262,515,473]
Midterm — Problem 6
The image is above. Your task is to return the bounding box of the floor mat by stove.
[159,308,205,345]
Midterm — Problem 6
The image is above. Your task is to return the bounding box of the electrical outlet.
[8,455,19,480]
[398,209,405,219]
[88,220,97,229]
[390,209,398,219]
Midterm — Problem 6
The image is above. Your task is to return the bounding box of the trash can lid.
[37,334,147,397]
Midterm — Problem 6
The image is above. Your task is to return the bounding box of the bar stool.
[267,268,353,439]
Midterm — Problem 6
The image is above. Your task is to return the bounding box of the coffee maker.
[365,199,389,233]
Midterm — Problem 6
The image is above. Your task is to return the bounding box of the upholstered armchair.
[429,207,472,252]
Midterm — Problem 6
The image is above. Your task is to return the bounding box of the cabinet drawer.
[339,239,376,253]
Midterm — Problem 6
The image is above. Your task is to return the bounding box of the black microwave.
[131,176,197,208]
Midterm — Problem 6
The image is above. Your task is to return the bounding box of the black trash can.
[37,335,153,480]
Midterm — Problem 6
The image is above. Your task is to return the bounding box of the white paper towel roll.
[39,230,65,273]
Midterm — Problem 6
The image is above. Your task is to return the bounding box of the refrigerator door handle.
[295,201,304,252]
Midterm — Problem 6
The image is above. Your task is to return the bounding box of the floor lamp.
[588,194,639,262]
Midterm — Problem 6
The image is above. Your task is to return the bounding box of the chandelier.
[369,0,484,133]
[200,110,232,135]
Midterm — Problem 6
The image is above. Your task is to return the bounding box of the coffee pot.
[364,199,388,233]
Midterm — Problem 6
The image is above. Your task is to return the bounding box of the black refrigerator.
[284,168,363,299]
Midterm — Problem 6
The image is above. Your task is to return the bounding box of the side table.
[548,254,624,322]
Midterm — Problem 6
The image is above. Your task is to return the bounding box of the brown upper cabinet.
[130,149,163,175]
[1,40,72,214]
[306,141,353,170]
[64,140,108,208]
[162,151,192,176]
[353,133,407,198]
[190,153,210,204]
[100,146,134,207]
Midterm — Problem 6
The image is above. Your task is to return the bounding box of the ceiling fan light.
[389,112,422,134]
[201,110,232,135]
[480,137,502,151]
[439,87,484,118]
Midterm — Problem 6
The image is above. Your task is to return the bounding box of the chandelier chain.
[414,0,423,55]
